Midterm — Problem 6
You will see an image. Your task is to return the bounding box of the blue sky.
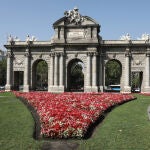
[0,0,150,50]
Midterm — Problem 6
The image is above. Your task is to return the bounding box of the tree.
[105,60,122,86]
[0,58,6,85]
[131,72,141,88]
[70,62,84,90]
[36,60,48,89]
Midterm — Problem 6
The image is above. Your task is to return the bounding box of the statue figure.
[14,36,20,41]
[31,36,37,41]
[26,35,37,43]
[7,34,14,42]
[120,33,131,41]
[137,33,149,41]
[64,7,84,25]
[26,35,30,42]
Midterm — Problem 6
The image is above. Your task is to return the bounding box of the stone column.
[59,53,64,86]
[85,52,92,92]
[144,48,150,92]
[92,52,98,92]
[23,48,30,92]
[50,53,54,83]
[54,53,59,86]
[5,50,13,91]
[99,54,104,92]
[87,52,91,86]
[59,53,64,92]
[48,53,54,92]
[123,49,131,93]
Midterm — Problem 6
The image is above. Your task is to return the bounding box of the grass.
[78,94,150,150]
[0,92,43,150]
[0,92,150,150]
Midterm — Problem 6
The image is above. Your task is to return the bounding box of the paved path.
[42,141,79,150]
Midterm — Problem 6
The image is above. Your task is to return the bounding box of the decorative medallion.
[14,59,24,66]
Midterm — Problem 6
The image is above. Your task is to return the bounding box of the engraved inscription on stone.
[68,31,84,38]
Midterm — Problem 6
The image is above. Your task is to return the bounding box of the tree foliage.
[131,72,142,88]
[105,60,122,86]
[0,58,6,85]
[70,62,84,90]
[36,60,48,88]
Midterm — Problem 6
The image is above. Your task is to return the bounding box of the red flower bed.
[13,91,135,138]
[140,93,150,96]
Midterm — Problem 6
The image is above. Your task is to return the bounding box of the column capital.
[54,52,60,56]
[146,52,150,57]
[49,52,55,57]
[146,47,150,51]
[59,52,64,56]
[6,51,13,58]
[6,52,12,58]
[24,52,30,57]
[125,52,131,57]
[92,52,98,56]
[24,47,30,57]
[87,52,98,56]
[87,52,92,56]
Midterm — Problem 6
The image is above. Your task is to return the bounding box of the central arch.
[32,59,48,91]
[105,59,122,91]
[67,58,84,92]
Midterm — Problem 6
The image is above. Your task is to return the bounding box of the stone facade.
[4,8,150,93]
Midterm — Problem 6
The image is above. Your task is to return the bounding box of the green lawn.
[0,92,43,150]
[0,93,150,150]
[78,94,150,150]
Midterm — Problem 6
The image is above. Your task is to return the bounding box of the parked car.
[19,85,23,91]
[0,85,5,90]
[132,87,140,93]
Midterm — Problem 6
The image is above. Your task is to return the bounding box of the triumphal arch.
[4,8,150,93]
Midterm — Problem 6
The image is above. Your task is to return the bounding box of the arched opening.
[131,71,143,92]
[67,59,84,92]
[105,59,122,92]
[14,71,24,91]
[32,59,48,91]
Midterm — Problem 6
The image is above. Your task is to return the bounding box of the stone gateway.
[4,8,150,93]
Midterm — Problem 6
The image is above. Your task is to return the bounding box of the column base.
[58,86,64,93]
[122,86,131,93]
[48,85,64,93]
[84,86,92,92]
[23,85,29,92]
[99,86,104,92]
[5,84,12,91]
[84,86,98,92]
[91,86,98,92]
[48,86,53,92]
[143,86,150,93]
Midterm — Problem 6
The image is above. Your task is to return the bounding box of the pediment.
[53,16,99,27]
[53,17,65,27]
[52,8,100,44]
